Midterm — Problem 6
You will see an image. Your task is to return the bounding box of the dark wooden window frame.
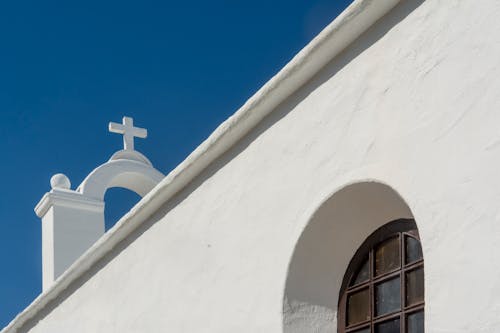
[338,219,424,333]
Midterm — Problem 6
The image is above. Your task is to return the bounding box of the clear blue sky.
[0,0,352,327]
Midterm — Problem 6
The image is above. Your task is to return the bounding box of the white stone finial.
[50,173,71,190]
[108,116,147,151]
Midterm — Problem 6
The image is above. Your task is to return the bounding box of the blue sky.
[0,0,352,327]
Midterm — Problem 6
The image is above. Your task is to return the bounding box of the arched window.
[338,219,424,333]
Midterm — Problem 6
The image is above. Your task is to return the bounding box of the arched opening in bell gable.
[104,187,142,231]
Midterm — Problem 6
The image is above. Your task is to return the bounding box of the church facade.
[4,0,500,332]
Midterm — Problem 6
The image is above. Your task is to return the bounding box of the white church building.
[3,0,500,332]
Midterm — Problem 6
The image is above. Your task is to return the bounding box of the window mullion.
[400,232,405,333]
[370,249,374,333]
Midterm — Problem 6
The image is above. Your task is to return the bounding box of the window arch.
[338,219,424,333]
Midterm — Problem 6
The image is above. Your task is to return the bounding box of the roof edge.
[2,0,401,331]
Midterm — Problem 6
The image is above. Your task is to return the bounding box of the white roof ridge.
[2,0,401,331]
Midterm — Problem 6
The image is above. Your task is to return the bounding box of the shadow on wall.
[282,181,415,332]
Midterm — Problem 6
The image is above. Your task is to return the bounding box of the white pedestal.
[35,189,104,291]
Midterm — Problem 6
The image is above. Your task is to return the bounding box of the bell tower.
[35,117,164,291]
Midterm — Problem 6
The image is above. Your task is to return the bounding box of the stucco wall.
[19,0,500,332]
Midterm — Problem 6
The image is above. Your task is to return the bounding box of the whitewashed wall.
[19,0,500,332]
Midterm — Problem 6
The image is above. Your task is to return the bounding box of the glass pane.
[375,277,401,316]
[407,311,424,333]
[347,288,370,326]
[375,236,400,276]
[375,318,400,333]
[406,236,423,264]
[353,328,370,333]
[351,256,370,286]
[406,267,424,306]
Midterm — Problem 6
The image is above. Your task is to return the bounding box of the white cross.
[108,116,147,151]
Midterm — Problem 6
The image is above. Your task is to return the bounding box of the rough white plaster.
[5,0,500,332]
